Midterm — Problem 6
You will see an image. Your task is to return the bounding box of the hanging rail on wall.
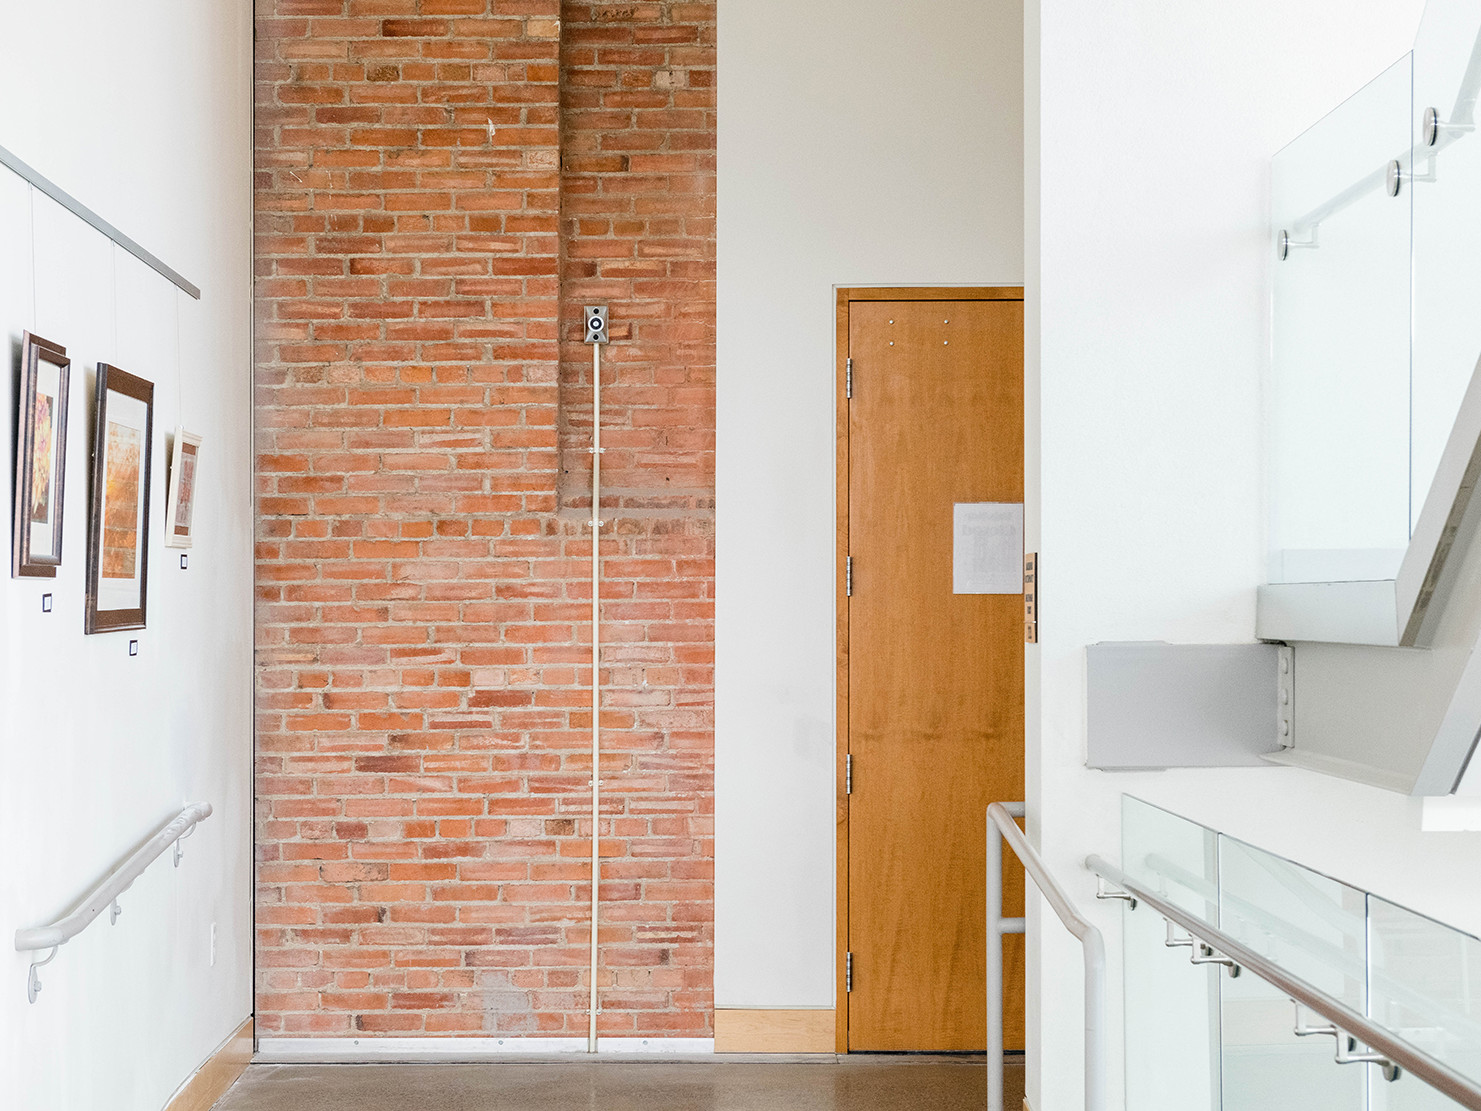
[13,802,213,1003]
[1086,854,1481,1111]
[986,803,1107,1111]
[0,143,201,299]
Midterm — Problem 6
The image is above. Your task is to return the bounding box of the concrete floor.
[216,1056,1026,1111]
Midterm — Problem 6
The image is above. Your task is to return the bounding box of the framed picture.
[11,333,71,578]
[85,363,153,633]
[164,429,202,549]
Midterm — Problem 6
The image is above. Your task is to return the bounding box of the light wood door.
[843,294,1025,1052]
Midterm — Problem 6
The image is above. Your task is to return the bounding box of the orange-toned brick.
[256,0,713,1041]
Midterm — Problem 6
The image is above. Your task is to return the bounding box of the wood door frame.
[834,285,1025,1053]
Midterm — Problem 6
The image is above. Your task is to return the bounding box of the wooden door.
[838,290,1025,1053]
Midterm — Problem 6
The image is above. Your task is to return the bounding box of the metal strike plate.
[584,305,609,345]
[1024,553,1038,643]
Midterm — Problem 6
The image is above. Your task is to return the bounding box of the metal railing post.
[988,801,1106,1111]
[987,807,1006,1111]
[1082,919,1108,1111]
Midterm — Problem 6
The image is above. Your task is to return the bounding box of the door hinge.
[846,357,853,399]
[846,556,853,597]
[845,952,853,992]
[845,753,852,795]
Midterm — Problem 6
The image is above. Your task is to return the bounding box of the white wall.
[1025,2,1481,1109]
[0,1,254,1108]
[715,0,1025,1006]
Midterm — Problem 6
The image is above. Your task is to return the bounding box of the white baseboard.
[255,1037,715,1063]
[598,1038,715,1055]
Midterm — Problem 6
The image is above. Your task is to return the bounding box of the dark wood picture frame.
[12,332,71,578]
[85,363,153,633]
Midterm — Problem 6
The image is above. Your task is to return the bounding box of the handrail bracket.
[1094,877,1137,910]
[26,947,58,1004]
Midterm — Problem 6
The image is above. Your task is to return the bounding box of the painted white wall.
[715,0,1025,1006]
[0,1,253,1108]
[1023,2,1481,1109]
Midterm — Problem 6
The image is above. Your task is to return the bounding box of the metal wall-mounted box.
[1086,642,1290,770]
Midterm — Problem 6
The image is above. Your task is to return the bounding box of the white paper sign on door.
[953,503,1024,594]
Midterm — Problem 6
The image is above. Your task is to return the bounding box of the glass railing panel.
[1218,836,1367,1111]
[1118,795,1481,1110]
[1372,1070,1470,1111]
[1368,894,1481,1109]
[1121,796,1218,924]
[1122,797,1220,1111]
[1412,2,1481,532]
[1269,54,1413,584]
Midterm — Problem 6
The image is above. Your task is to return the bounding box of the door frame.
[834,285,1026,1053]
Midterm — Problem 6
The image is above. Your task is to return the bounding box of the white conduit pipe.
[588,334,603,1052]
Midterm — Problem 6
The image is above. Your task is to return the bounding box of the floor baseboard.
[164,1017,253,1111]
[254,1036,716,1063]
[713,1010,836,1053]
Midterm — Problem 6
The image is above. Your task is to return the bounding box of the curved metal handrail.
[987,803,1106,1111]
[14,802,213,1002]
[1087,854,1481,1111]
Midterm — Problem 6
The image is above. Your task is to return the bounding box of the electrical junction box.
[584,305,609,344]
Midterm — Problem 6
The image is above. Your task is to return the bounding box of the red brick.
[256,0,714,1041]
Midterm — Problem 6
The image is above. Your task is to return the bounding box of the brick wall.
[253,0,715,1040]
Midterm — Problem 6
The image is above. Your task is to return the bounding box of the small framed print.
[164,429,202,549]
[12,333,71,578]
[85,363,153,633]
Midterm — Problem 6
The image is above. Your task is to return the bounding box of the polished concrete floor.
[216,1056,1025,1110]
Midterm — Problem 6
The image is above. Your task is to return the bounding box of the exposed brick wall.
[253,0,715,1040]
[558,1,716,503]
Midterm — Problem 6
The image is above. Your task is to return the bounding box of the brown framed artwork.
[164,429,201,549]
[85,363,153,633]
[12,332,71,578]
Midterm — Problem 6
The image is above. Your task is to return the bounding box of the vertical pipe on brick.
[589,340,602,1053]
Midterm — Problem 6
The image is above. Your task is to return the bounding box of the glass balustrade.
[1121,797,1221,1111]
[1218,837,1366,1111]
[1412,0,1481,533]
[1269,56,1412,586]
[1119,796,1481,1110]
[1268,0,1481,593]
[1369,897,1481,1110]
